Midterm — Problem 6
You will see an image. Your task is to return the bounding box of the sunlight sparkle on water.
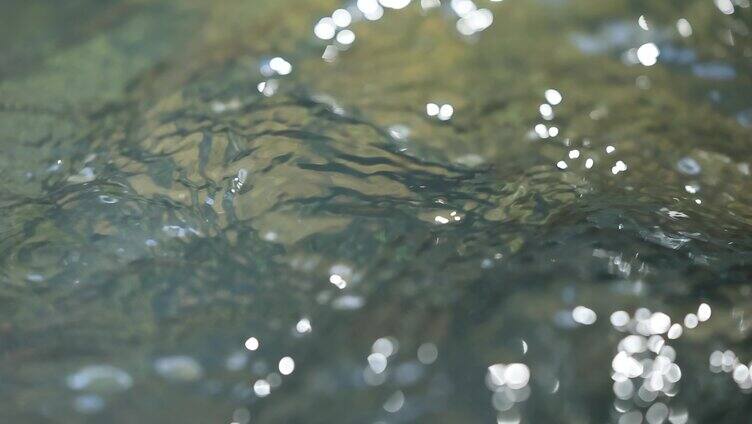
[544,89,562,105]
[254,379,271,397]
[332,9,352,27]
[677,18,693,37]
[358,0,384,20]
[379,0,412,9]
[314,18,336,40]
[279,357,295,375]
[572,306,597,325]
[636,43,660,66]
[296,318,312,334]
[244,337,259,351]
[266,57,292,75]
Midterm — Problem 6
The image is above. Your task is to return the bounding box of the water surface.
[1,0,752,423]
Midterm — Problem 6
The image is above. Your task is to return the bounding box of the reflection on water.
[1,0,752,422]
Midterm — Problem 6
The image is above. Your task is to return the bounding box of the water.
[1,0,751,422]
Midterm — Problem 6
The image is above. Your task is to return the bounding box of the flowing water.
[1,0,752,423]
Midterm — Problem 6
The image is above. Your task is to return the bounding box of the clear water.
[1,0,752,423]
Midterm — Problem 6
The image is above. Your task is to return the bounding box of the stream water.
[1,0,752,423]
